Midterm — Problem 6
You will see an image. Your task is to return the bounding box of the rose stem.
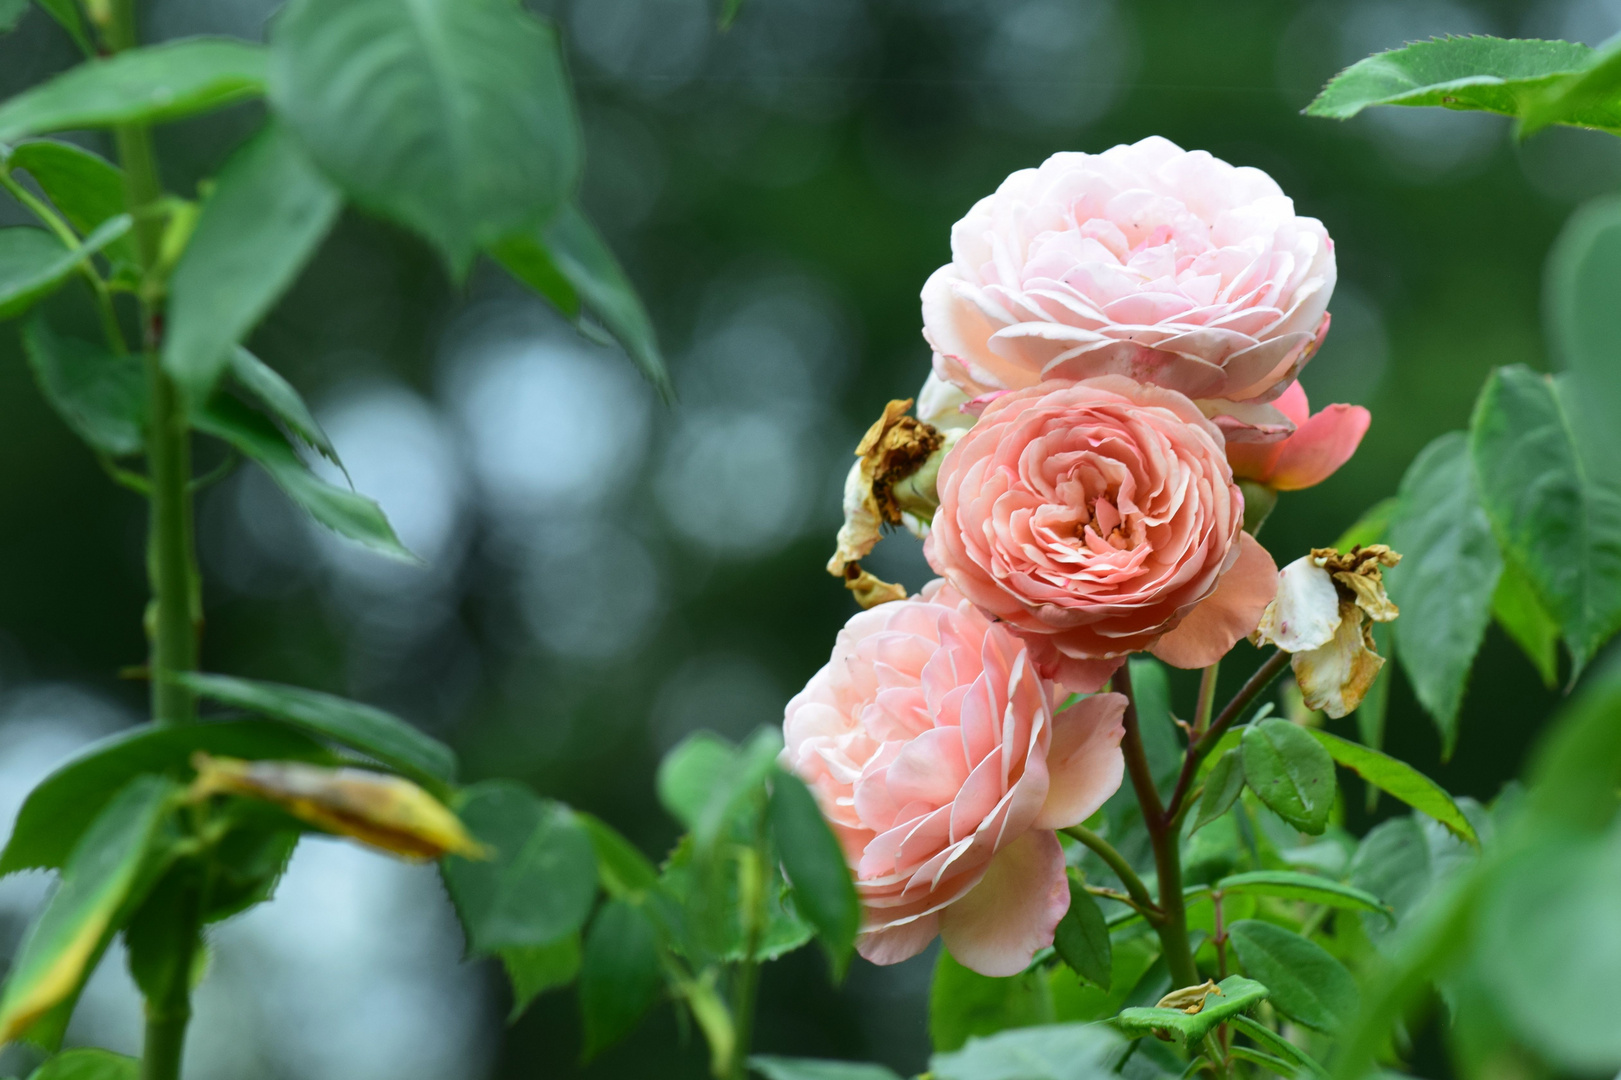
[1194,661,1221,738]
[1062,825,1161,921]
[1165,649,1290,823]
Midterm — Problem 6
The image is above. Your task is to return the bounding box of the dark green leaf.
[22,312,145,456]
[1214,870,1389,919]
[1228,920,1356,1033]
[1227,1014,1330,1079]
[1470,366,1621,675]
[164,123,341,403]
[930,1021,1120,1080]
[198,818,299,923]
[501,935,581,1022]
[30,0,91,56]
[1547,195,1621,495]
[928,947,1053,1053]
[579,898,663,1060]
[1240,718,1335,835]
[1128,656,1180,787]
[1387,431,1503,754]
[28,1049,138,1080]
[1334,496,1397,551]
[268,0,581,276]
[1116,975,1268,1042]
[226,347,337,464]
[750,1059,903,1080]
[1522,667,1621,833]
[769,770,858,979]
[0,720,329,875]
[1522,35,1621,136]
[1053,876,1110,989]
[7,141,138,271]
[0,39,266,142]
[1306,729,1478,846]
[492,205,671,400]
[657,832,811,963]
[192,393,414,561]
[0,216,129,321]
[441,781,597,955]
[1492,560,1560,688]
[1192,747,1245,834]
[122,863,204,1005]
[577,813,660,899]
[0,776,176,1046]
[177,672,453,787]
[1305,36,1616,129]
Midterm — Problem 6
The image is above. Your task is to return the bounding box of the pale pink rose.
[1226,382,1370,491]
[925,376,1279,690]
[780,580,1126,976]
[922,136,1335,426]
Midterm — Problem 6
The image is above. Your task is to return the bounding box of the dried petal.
[827,398,946,578]
[1251,555,1341,653]
[842,563,907,609]
[1290,601,1384,718]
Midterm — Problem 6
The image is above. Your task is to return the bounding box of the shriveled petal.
[1034,693,1126,829]
[1292,601,1383,718]
[1251,554,1341,653]
[1151,533,1278,669]
[1268,404,1370,491]
[938,829,1069,976]
[828,460,882,576]
[857,912,942,966]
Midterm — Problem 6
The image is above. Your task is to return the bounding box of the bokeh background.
[0,0,1613,1076]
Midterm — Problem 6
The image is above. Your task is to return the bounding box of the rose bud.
[1228,381,1372,530]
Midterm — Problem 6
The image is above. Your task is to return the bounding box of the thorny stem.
[1194,661,1221,738]
[1165,650,1290,823]
[1062,825,1161,920]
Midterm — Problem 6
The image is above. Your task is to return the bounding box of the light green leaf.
[500,935,580,1022]
[22,312,145,456]
[192,393,413,561]
[576,812,660,899]
[1240,718,1335,835]
[1192,747,1245,835]
[441,781,597,955]
[1228,920,1356,1033]
[6,141,138,271]
[1215,870,1390,919]
[929,948,1053,1053]
[1522,35,1621,136]
[164,123,341,404]
[0,39,266,143]
[0,216,129,321]
[268,0,581,276]
[1306,728,1478,846]
[579,898,663,1060]
[1386,431,1502,755]
[176,672,454,787]
[492,205,672,401]
[1227,1014,1330,1079]
[750,1059,902,1080]
[0,776,176,1046]
[226,347,337,464]
[1306,36,1617,129]
[28,1049,138,1080]
[1054,876,1111,989]
[768,770,858,980]
[1470,366,1621,675]
[1492,560,1560,688]
[1116,975,1269,1042]
[930,1021,1120,1080]
[1334,496,1397,552]
[1348,807,1486,949]
[657,733,739,831]
[1547,195,1621,496]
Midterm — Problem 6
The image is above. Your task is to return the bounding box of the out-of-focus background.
[0,0,1608,1076]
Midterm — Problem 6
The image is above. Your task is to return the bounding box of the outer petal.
[857,912,942,967]
[938,830,1069,976]
[1267,404,1371,491]
[1292,602,1383,718]
[1151,533,1279,669]
[1034,693,1126,829]
[1252,554,1341,653]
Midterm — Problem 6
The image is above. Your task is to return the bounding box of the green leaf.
[0,776,176,1046]
[657,728,783,851]
[30,0,91,56]
[657,833,811,964]
[930,1021,1120,1080]
[492,205,672,401]
[577,813,660,899]
[1192,747,1245,835]
[164,123,342,404]
[0,720,329,875]
[441,781,597,955]
[768,770,858,980]
[1053,876,1110,989]
[122,863,205,1006]
[929,948,1054,1053]
[1128,655,1181,787]
[1470,366,1621,675]
[192,392,413,561]
[500,934,581,1022]
[1214,870,1390,919]
[1305,728,1479,846]
[1355,621,1392,767]
[0,0,24,31]
[1547,195,1621,496]
[7,141,138,271]
[1523,668,1621,833]
[176,672,454,787]
[1227,1014,1330,1079]
[268,0,581,276]
[750,1059,903,1080]
[226,347,337,464]
[1386,431,1503,755]
[1116,975,1268,1042]
[579,898,663,1060]
[22,311,146,456]
[0,216,130,321]
[1240,718,1335,835]
[1522,35,1621,136]
[0,39,266,143]
[1227,920,1356,1033]
[1492,561,1560,688]
[196,819,299,923]
[1334,496,1397,552]
[1348,808,1485,949]
[720,0,747,29]
[1305,36,1617,129]
[28,1049,139,1080]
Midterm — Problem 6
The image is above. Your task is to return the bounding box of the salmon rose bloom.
[925,376,1278,691]
[922,137,1335,431]
[780,581,1126,976]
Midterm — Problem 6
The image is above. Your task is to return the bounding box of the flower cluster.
[784,137,1374,975]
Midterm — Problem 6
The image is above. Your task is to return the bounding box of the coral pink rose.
[922,136,1335,430]
[1226,382,1370,491]
[780,580,1126,976]
[925,376,1278,690]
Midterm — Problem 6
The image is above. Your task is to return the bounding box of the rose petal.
[1267,403,1370,491]
[857,911,942,966]
[1034,693,1126,829]
[938,829,1069,976]
[1252,554,1341,653]
[1151,532,1279,668]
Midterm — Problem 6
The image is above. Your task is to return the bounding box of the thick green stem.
[139,1008,190,1080]
[728,803,770,1080]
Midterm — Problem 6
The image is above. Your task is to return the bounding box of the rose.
[924,376,1278,691]
[921,136,1335,430]
[780,580,1126,975]
[1226,381,1370,491]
